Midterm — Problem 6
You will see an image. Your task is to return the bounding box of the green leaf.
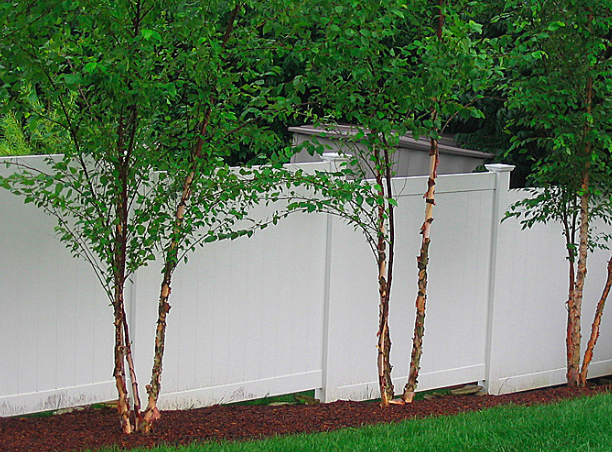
[62,74,82,85]
[83,62,98,74]
[141,29,162,42]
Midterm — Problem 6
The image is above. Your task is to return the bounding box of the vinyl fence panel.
[0,157,116,416]
[2,158,612,416]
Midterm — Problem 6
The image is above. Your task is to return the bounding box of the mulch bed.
[1,385,610,452]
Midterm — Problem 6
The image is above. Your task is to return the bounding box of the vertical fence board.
[0,158,115,416]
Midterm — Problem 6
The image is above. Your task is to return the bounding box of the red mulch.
[1,385,609,452]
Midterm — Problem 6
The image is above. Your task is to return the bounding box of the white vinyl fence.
[1,157,611,416]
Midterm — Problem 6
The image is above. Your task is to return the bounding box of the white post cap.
[485,163,515,173]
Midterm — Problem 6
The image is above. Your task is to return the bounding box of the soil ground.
[1,385,609,452]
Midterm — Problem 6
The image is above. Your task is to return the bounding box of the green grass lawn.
[96,392,612,452]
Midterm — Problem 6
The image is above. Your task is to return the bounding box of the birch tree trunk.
[567,74,593,387]
[141,177,193,431]
[112,179,130,433]
[567,171,588,387]
[375,145,395,406]
[403,0,444,403]
[122,303,143,430]
[110,8,146,430]
[111,165,142,433]
[402,135,439,403]
[112,286,132,434]
[141,5,242,432]
[563,215,578,386]
[580,255,612,385]
[141,119,209,432]
[376,230,394,406]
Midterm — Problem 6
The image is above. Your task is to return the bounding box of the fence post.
[483,163,515,394]
[315,153,348,403]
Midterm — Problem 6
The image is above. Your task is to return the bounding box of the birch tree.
[0,0,171,431]
[400,1,499,402]
[285,0,495,405]
[503,0,612,387]
[0,0,307,433]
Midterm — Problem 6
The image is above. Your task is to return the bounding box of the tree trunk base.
[139,403,161,434]
[403,391,415,403]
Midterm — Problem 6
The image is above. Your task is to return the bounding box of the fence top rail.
[390,171,497,198]
[0,154,500,200]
